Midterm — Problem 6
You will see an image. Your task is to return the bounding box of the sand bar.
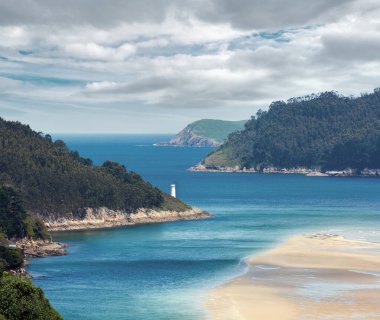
[206,233,380,320]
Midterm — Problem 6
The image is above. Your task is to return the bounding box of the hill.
[0,117,202,223]
[158,119,247,147]
[200,90,380,172]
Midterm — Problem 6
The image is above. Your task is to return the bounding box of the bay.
[28,134,380,320]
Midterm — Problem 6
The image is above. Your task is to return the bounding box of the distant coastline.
[189,164,380,177]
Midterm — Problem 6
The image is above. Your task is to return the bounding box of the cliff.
[157,119,246,147]
[45,207,211,231]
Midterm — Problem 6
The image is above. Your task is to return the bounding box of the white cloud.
[85,81,119,91]
[63,43,136,61]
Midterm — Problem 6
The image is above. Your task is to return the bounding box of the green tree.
[0,116,188,219]
[0,187,27,239]
[0,274,63,320]
[205,89,380,171]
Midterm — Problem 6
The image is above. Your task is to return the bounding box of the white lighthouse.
[171,184,176,198]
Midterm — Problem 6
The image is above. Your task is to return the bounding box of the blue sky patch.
[0,73,86,87]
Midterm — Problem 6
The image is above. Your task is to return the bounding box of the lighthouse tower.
[170,184,176,198]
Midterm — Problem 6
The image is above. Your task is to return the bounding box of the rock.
[16,239,68,258]
[188,164,256,173]
[9,267,32,280]
[44,207,211,232]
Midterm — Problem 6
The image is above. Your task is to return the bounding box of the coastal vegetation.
[0,188,63,320]
[0,244,24,274]
[0,186,49,240]
[203,90,380,171]
[0,273,63,320]
[0,117,190,219]
[0,186,48,273]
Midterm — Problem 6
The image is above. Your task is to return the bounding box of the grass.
[187,119,246,142]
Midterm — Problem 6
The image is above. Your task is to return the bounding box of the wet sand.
[206,233,380,320]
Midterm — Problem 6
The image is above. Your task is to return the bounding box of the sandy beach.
[206,233,380,320]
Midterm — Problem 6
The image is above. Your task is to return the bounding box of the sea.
[27,134,380,320]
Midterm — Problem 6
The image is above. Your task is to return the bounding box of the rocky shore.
[8,239,68,279]
[16,238,68,258]
[8,262,33,280]
[189,164,380,177]
[188,164,256,173]
[9,208,209,279]
[45,207,211,231]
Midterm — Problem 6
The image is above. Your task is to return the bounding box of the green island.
[199,90,380,174]
[158,119,247,147]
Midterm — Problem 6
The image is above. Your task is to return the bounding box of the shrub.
[0,246,24,271]
[0,274,63,320]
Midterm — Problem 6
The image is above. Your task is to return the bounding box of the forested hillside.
[0,118,188,219]
[203,90,380,171]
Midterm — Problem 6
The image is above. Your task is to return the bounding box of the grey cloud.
[0,0,361,30]
[88,76,185,95]
[319,33,380,62]
[0,0,182,27]
[196,0,357,30]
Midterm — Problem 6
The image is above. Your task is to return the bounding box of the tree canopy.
[204,90,380,171]
[0,274,63,320]
[0,118,178,219]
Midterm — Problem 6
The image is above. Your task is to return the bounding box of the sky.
[0,0,380,133]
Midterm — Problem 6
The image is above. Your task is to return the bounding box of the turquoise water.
[28,134,380,320]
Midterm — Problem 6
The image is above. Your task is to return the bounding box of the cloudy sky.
[0,0,379,133]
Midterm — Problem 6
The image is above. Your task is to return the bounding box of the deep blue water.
[28,134,380,320]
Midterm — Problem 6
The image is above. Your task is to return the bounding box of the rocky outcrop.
[158,131,221,147]
[325,168,380,177]
[8,266,32,280]
[44,207,211,231]
[188,164,256,173]
[12,239,68,279]
[16,238,68,258]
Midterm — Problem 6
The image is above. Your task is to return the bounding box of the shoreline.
[13,239,68,279]
[189,164,380,177]
[16,207,210,278]
[206,233,380,320]
[44,207,211,232]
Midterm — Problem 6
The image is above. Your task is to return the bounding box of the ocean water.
[28,134,380,320]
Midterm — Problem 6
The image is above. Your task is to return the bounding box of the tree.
[0,274,63,320]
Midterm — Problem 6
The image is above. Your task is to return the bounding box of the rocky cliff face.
[165,130,221,147]
[44,207,211,231]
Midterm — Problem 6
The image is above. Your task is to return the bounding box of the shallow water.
[28,134,380,320]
